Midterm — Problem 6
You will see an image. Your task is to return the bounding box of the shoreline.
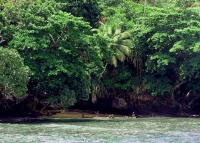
[0,110,199,123]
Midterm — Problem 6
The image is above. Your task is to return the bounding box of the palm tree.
[96,22,133,67]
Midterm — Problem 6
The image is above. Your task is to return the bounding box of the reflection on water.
[0,118,200,143]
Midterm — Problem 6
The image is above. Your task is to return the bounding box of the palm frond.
[119,31,132,40]
[115,49,126,62]
[112,56,118,67]
[121,39,133,47]
[107,26,113,36]
[119,45,132,56]
[114,26,122,36]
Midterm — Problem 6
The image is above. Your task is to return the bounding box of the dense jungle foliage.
[0,0,200,114]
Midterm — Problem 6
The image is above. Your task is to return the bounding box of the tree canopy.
[0,0,200,113]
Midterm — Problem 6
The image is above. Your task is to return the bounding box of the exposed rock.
[112,97,128,110]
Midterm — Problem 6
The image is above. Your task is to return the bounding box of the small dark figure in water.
[108,114,114,118]
[132,112,136,117]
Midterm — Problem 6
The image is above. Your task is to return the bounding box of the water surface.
[0,117,200,143]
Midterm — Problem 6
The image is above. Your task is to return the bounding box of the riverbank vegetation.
[0,0,200,116]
